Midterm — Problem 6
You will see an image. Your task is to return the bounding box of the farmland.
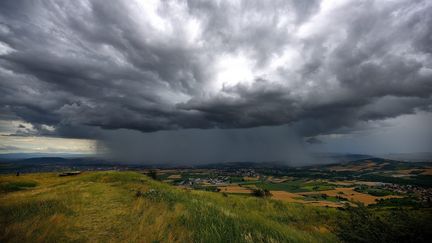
[1,158,432,242]
[145,158,432,208]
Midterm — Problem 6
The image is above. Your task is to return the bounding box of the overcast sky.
[0,0,431,163]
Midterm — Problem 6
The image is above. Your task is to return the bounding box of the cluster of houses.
[216,168,259,177]
[381,183,432,203]
[177,176,230,186]
[238,169,259,177]
[175,169,261,187]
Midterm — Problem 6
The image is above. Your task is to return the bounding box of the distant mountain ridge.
[0,152,431,174]
[380,153,432,162]
[0,153,94,160]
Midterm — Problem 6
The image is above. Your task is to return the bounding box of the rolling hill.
[1,171,339,242]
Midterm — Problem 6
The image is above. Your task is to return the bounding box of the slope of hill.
[2,171,431,242]
[1,171,339,243]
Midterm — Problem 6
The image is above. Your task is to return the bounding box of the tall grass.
[0,171,339,242]
[0,181,37,192]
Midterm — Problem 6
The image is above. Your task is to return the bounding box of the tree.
[252,188,272,198]
[148,170,158,180]
[333,205,432,243]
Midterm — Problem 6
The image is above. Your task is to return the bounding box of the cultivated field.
[218,185,252,194]
[300,187,401,205]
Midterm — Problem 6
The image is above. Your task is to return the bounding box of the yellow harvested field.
[167,174,182,179]
[396,169,419,174]
[266,176,289,183]
[270,191,304,203]
[331,181,355,186]
[216,184,402,207]
[218,186,252,194]
[300,187,401,205]
[243,176,260,181]
[422,168,432,175]
[270,178,288,183]
[394,168,432,176]
[354,181,382,186]
[332,180,381,186]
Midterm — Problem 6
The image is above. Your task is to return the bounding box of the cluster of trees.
[334,205,432,243]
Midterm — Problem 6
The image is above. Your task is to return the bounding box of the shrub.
[252,188,272,198]
[0,181,37,193]
[148,170,158,180]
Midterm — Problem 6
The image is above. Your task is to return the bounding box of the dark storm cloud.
[100,125,314,165]
[305,137,323,145]
[0,0,431,141]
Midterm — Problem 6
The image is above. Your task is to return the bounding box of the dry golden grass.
[1,171,340,243]
[218,185,252,194]
[0,172,191,243]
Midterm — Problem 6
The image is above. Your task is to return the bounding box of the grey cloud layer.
[0,0,431,139]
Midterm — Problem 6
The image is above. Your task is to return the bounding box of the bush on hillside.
[147,170,158,180]
[252,188,272,198]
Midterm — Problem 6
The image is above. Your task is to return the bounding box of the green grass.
[354,185,397,197]
[301,194,347,203]
[365,188,394,197]
[361,174,432,187]
[371,197,427,208]
[335,205,432,243]
[256,180,335,193]
[1,171,431,242]
[0,171,340,243]
[0,180,38,192]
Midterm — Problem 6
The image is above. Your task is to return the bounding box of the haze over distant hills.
[1,152,430,175]
[379,153,432,162]
[0,153,95,160]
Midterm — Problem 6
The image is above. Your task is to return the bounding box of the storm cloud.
[0,0,431,160]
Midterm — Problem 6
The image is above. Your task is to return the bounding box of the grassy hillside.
[0,171,339,243]
[2,171,431,243]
